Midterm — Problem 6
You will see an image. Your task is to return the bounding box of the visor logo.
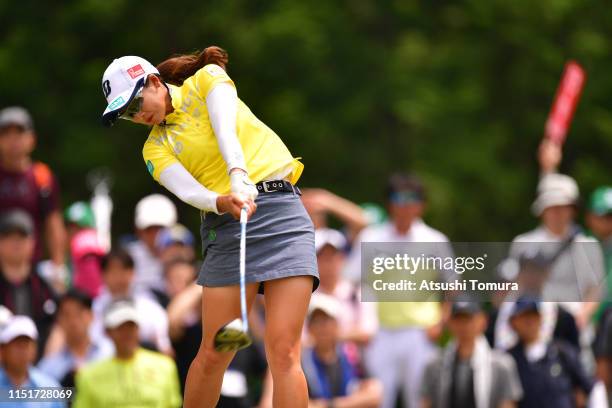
[102,80,111,98]
[107,96,125,111]
[127,64,145,79]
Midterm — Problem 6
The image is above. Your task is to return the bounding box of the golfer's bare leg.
[263,276,313,408]
[183,283,259,408]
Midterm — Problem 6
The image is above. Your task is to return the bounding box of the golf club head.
[214,318,252,352]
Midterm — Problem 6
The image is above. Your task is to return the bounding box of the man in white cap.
[124,193,177,296]
[303,293,382,408]
[0,315,66,408]
[73,299,181,408]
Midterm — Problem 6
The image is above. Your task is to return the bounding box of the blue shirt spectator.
[37,289,113,386]
[0,315,66,408]
[303,344,359,399]
[302,293,382,407]
[0,367,66,408]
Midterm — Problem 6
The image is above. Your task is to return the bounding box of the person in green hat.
[587,186,612,245]
[64,201,105,298]
[587,187,612,389]
[587,187,612,302]
[360,202,388,226]
[65,202,96,236]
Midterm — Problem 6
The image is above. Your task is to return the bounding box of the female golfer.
[100,47,318,408]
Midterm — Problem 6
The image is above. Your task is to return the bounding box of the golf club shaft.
[239,206,249,333]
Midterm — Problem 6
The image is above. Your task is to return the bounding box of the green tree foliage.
[1,0,610,241]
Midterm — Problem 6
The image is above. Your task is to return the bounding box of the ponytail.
[156,46,229,86]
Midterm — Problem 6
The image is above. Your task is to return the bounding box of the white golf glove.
[230,171,259,201]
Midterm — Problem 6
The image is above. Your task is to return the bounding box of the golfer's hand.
[230,169,259,201]
[217,193,257,220]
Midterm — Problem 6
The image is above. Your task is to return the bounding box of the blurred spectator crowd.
[0,106,611,408]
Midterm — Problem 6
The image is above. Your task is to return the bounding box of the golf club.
[214,206,252,352]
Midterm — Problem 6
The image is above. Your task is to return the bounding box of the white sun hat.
[531,173,579,216]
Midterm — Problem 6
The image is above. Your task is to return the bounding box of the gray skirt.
[197,190,319,294]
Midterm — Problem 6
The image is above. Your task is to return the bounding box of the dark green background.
[2,0,611,242]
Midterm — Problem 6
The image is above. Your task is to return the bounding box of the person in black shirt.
[0,210,56,358]
[508,297,599,408]
[421,300,522,408]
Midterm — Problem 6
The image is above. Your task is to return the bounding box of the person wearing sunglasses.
[343,172,453,408]
[100,47,319,408]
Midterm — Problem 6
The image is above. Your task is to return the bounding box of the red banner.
[544,61,586,145]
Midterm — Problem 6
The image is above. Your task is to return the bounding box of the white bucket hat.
[531,173,579,216]
[101,56,159,127]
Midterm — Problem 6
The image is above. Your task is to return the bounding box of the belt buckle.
[262,181,273,193]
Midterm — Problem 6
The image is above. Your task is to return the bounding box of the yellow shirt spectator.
[73,348,182,408]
